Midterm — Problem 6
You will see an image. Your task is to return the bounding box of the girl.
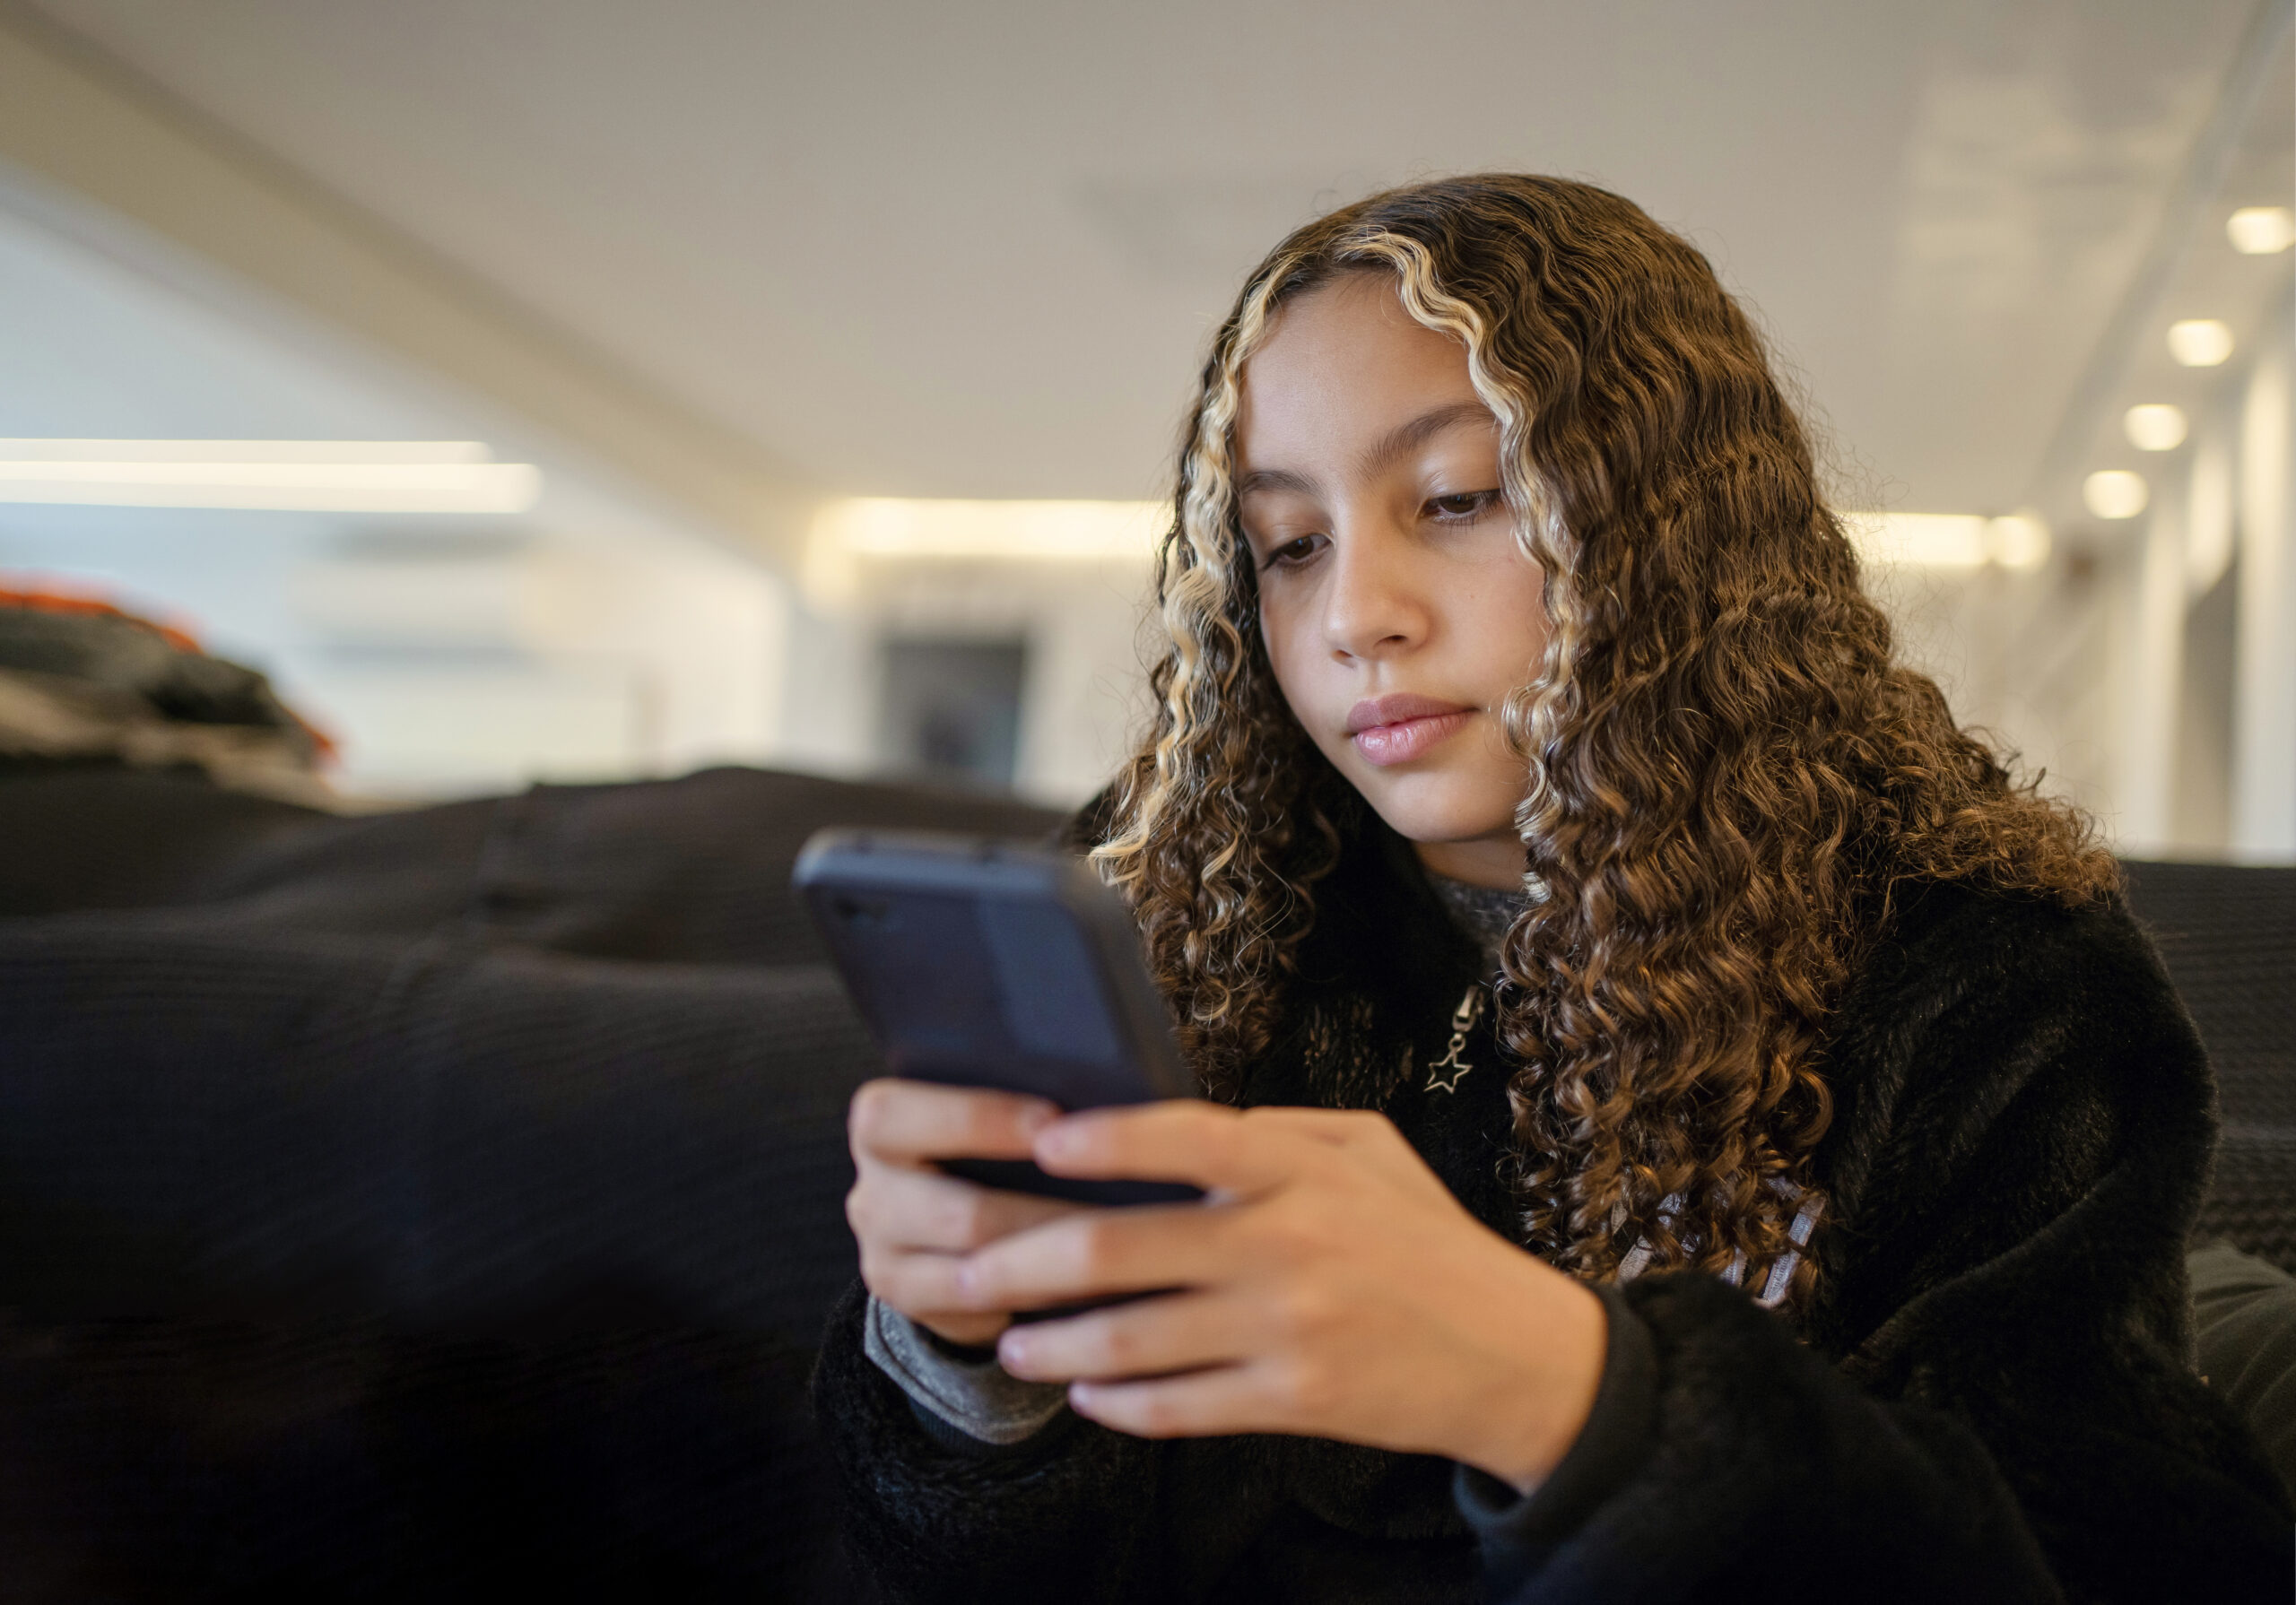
[815,175,2288,1601]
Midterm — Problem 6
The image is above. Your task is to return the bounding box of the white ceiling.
[17,0,2283,515]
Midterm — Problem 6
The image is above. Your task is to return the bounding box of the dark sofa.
[0,761,2287,1600]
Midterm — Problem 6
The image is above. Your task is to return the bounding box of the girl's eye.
[1259,534,1324,570]
[1427,490,1500,521]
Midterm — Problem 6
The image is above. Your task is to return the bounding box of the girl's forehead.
[1252,273,1450,367]
[1238,284,1483,459]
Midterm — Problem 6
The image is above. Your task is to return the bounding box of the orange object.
[0,577,339,762]
[0,580,204,654]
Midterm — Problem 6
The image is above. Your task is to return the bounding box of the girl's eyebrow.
[1236,402,1497,503]
[1236,466,1320,499]
[1353,402,1496,481]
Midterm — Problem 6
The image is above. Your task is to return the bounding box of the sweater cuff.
[861,1294,1071,1449]
[1454,1282,1658,1586]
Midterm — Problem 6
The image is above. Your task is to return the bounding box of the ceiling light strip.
[0,439,495,464]
[0,458,541,513]
[815,499,2046,572]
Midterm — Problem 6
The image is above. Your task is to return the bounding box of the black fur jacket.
[813,823,2292,1602]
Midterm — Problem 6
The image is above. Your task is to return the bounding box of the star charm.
[1422,985,1484,1095]
[1424,1058,1474,1095]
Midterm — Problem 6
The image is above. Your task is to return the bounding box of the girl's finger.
[960,1195,1239,1310]
[1066,1357,1305,1440]
[849,1078,1059,1165]
[1032,1100,1321,1197]
[995,1288,1249,1384]
[863,1242,1004,1320]
[849,1161,1083,1252]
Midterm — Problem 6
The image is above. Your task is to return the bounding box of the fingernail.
[1036,1121,1080,1160]
[997,1331,1030,1371]
[1016,1101,1057,1135]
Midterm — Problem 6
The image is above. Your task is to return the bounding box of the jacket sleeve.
[1457,888,2292,1603]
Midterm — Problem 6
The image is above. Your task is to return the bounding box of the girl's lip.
[1349,706,1474,768]
[1345,693,1472,734]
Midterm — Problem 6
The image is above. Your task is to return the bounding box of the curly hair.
[1091,175,2118,1305]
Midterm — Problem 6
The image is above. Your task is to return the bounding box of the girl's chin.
[1353,776,1522,854]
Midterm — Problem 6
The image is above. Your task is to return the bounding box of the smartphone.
[794,827,1201,1207]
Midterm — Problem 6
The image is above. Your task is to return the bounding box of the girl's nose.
[1320,516,1429,663]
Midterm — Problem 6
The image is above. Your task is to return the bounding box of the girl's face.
[1234,272,1549,889]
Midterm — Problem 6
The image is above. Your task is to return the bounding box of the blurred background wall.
[0,0,2288,856]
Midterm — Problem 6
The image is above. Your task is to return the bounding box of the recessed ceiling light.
[2168,319,2234,367]
[2123,404,2189,451]
[2083,470,2149,519]
[2227,206,2296,255]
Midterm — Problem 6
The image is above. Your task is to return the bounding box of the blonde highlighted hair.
[1091,176,2115,1303]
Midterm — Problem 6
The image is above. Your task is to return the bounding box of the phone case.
[794,828,1200,1206]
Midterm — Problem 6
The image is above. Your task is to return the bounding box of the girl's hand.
[951,1101,1607,1493]
[845,1078,1088,1348]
